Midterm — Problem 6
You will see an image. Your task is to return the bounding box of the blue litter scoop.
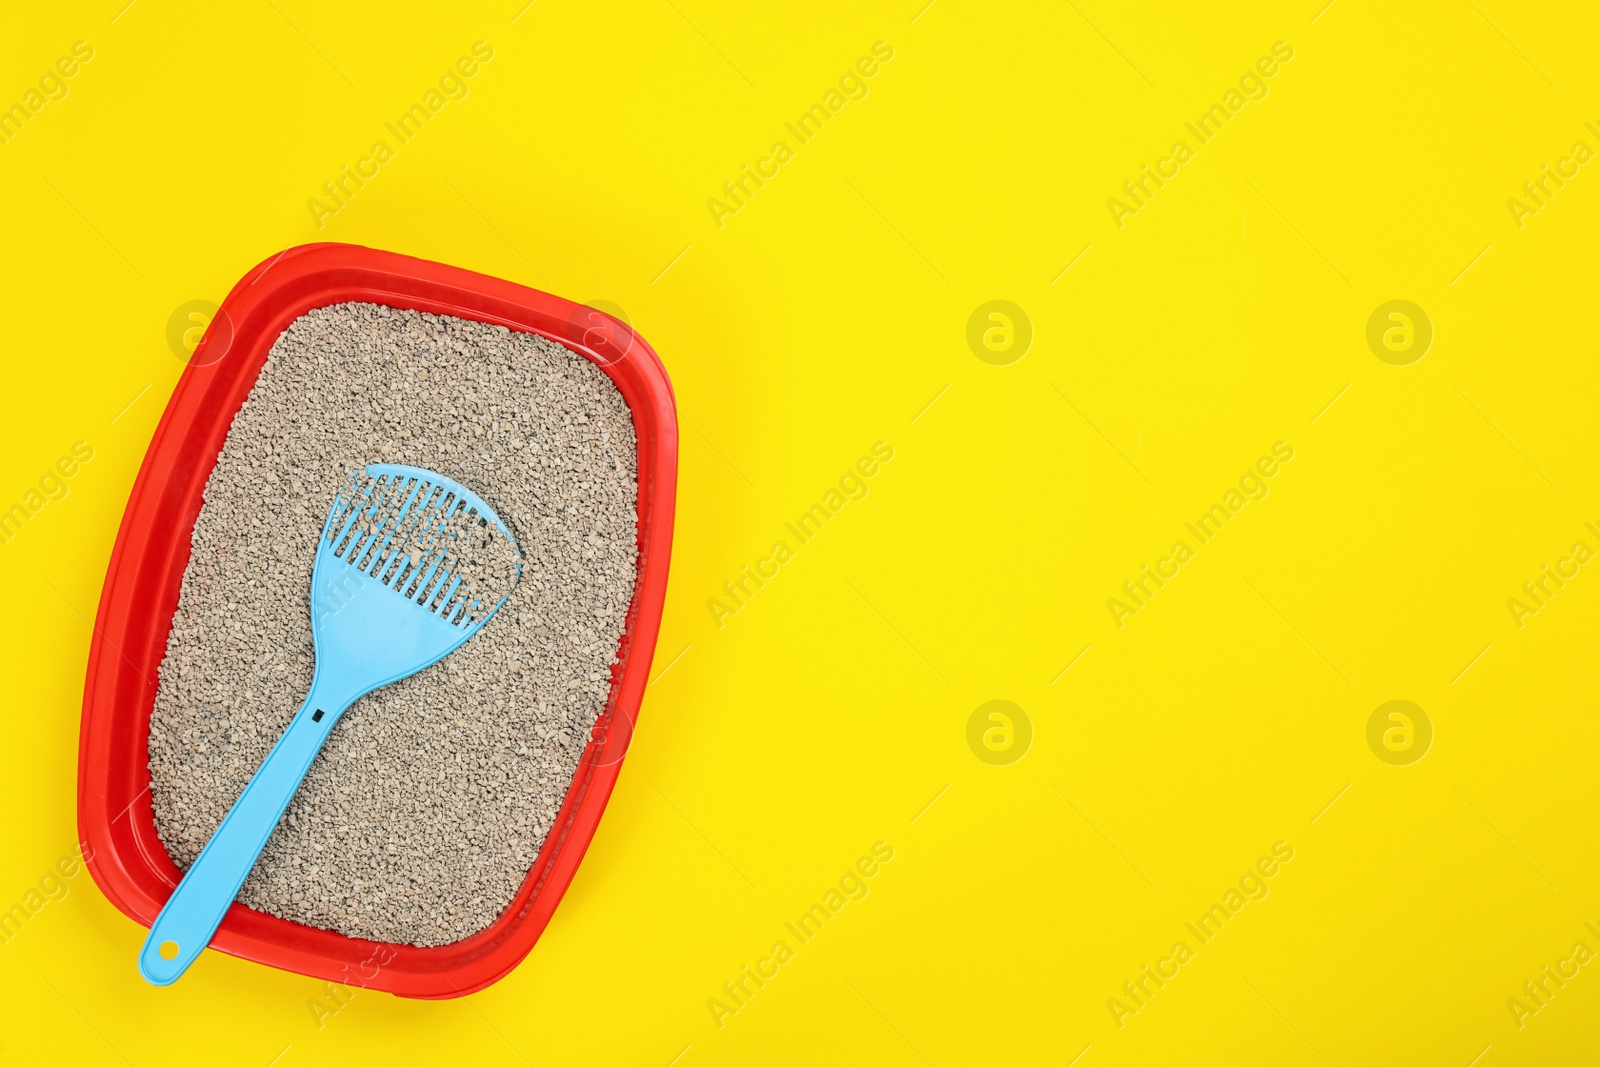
[139,463,521,985]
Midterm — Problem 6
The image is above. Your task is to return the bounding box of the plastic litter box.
[77,242,677,998]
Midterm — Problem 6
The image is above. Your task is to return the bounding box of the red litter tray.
[77,243,677,998]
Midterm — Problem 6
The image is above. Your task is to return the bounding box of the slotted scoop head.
[139,464,520,985]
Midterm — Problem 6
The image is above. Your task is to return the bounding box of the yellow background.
[3,0,1598,1063]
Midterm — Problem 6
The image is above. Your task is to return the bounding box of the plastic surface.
[139,465,520,985]
[78,244,677,998]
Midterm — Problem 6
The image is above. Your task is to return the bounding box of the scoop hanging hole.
[159,940,179,960]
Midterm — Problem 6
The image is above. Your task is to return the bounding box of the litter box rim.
[77,242,677,999]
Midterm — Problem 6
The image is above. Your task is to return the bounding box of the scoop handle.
[139,685,349,985]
